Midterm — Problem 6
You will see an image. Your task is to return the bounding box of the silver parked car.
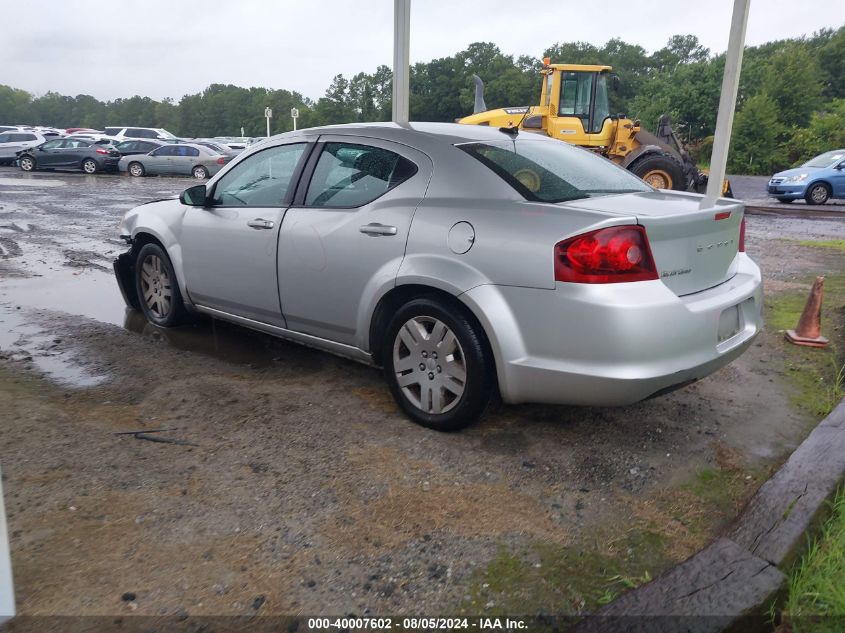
[114,123,763,430]
[119,143,228,179]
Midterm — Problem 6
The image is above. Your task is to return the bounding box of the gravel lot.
[0,167,844,620]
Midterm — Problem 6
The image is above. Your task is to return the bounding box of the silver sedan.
[114,123,763,430]
[119,143,228,179]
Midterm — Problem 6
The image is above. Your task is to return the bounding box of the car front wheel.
[128,162,145,177]
[134,243,186,327]
[383,297,494,431]
[19,156,36,172]
[805,183,830,205]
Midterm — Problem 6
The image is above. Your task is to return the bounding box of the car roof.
[272,121,559,150]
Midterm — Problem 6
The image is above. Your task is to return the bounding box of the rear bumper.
[461,253,763,406]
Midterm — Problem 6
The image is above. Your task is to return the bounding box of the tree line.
[1,25,843,175]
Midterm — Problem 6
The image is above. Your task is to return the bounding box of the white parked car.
[0,131,45,165]
[104,126,178,141]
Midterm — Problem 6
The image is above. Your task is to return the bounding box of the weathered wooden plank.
[728,399,845,567]
[573,537,784,633]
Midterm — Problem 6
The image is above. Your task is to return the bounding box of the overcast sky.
[0,0,840,102]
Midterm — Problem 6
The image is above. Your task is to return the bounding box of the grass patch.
[781,489,845,632]
[460,531,671,617]
[765,270,845,418]
[797,240,845,254]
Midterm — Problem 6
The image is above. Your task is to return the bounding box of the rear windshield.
[458,139,651,203]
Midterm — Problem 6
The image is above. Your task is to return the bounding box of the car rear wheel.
[134,243,187,327]
[128,162,145,177]
[805,183,830,205]
[81,159,97,174]
[192,165,209,179]
[19,156,36,172]
[383,297,494,431]
[630,153,685,191]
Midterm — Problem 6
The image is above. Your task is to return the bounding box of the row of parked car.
[0,125,262,179]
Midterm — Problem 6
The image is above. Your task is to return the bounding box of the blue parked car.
[768,149,845,204]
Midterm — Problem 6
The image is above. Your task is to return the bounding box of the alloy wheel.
[392,316,467,414]
[140,254,172,319]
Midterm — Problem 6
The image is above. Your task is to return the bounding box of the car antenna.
[499,104,533,137]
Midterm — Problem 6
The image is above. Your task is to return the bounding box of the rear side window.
[104,127,121,136]
[304,142,417,208]
[152,146,176,156]
[10,134,37,142]
[459,139,650,203]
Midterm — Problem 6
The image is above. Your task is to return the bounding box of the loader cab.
[542,64,615,148]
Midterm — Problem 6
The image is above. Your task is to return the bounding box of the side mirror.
[180,184,208,206]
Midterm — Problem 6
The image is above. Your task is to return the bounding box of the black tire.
[128,162,145,177]
[192,165,209,179]
[81,158,97,174]
[630,153,686,191]
[776,197,794,204]
[383,297,494,431]
[805,182,830,205]
[19,155,36,172]
[134,242,187,327]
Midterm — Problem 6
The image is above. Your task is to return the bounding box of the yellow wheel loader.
[459,60,732,196]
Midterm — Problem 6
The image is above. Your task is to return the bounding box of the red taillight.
[715,211,731,221]
[217,157,226,165]
[554,225,659,284]
[738,217,746,252]
[95,148,109,155]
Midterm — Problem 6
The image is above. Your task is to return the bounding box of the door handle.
[247,219,275,230]
[359,223,397,236]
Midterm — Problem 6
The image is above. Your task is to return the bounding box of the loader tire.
[630,153,685,191]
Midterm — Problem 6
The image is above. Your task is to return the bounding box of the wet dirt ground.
[1,167,844,620]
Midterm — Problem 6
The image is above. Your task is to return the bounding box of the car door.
[145,146,174,174]
[832,159,845,199]
[277,136,432,346]
[60,139,91,167]
[34,139,65,166]
[180,140,311,326]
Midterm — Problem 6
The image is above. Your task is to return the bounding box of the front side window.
[304,142,417,208]
[211,142,306,207]
[459,139,651,203]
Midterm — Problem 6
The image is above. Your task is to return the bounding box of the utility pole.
[703,0,751,206]
[392,0,410,123]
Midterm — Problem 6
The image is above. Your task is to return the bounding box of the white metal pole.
[266,117,270,138]
[0,466,15,625]
[703,0,751,205]
[392,0,411,123]
[293,117,297,131]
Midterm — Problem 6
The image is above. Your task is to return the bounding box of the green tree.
[728,93,782,174]
[761,42,824,129]
[784,99,845,165]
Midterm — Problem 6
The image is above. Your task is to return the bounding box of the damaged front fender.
[114,249,141,311]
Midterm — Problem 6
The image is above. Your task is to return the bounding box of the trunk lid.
[563,191,744,296]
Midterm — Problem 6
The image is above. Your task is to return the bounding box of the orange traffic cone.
[785,276,829,348]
